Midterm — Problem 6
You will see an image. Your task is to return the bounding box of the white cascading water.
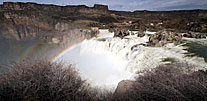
[59,29,207,92]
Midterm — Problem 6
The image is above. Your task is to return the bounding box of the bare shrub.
[114,63,207,101]
[2,61,207,101]
[88,87,113,101]
[0,60,91,101]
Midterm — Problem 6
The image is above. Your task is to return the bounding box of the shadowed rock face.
[113,80,134,98]
[0,2,207,40]
[0,2,110,40]
[94,4,108,10]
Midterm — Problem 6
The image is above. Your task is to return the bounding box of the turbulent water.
[57,30,207,91]
[182,38,207,62]
[1,29,207,91]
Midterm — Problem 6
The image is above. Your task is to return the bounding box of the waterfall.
[58,30,207,91]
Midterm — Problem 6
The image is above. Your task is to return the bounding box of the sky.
[0,0,207,11]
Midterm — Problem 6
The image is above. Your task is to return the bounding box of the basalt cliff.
[0,2,207,40]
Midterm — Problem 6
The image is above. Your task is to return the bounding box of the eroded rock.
[148,29,182,47]
[113,80,134,97]
[183,32,206,39]
[110,28,130,38]
[137,31,145,37]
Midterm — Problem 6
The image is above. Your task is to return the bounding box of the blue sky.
[1,0,207,11]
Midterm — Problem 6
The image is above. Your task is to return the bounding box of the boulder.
[201,34,207,38]
[183,32,206,39]
[113,80,134,97]
[137,31,145,37]
[111,28,130,38]
[131,32,135,35]
[148,29,182,47]
[183,33,191,37]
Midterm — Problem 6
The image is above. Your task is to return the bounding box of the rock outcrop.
[183,32,207,39]
[109,28,130,38]
[49,29,97,44]
[0,2,112,40]
[113,80,134,97]
[0,2,207,41]
[93,4,108,10]
[137,31,145,37]
[148,30,182,47]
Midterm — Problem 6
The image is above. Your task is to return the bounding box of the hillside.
[0,2,207,40]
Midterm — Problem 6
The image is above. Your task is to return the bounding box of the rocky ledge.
[148,30,182,47]
[0,2,207,41]
[183,32,207,39]
[109,28,130,38]
[0,2,109,41]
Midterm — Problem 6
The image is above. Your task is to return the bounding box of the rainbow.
[18,39,45,62]
[50,36,109,63]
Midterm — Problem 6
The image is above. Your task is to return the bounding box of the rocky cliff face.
[0,2,207,40]
[0,2,109,40]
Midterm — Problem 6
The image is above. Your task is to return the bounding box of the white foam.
[97,29,114,38]
[80,35,207,76]
[58,31,207,91]
[145,31,157,34]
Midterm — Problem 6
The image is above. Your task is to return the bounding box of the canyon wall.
[0,2,207,40]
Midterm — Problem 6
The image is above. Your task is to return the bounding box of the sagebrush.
[0,61,91,101]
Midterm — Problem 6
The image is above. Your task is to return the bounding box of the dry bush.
[0,60,91,101]
[114,63,207,101]
[2,60,207,101]
[88,87,114,101]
